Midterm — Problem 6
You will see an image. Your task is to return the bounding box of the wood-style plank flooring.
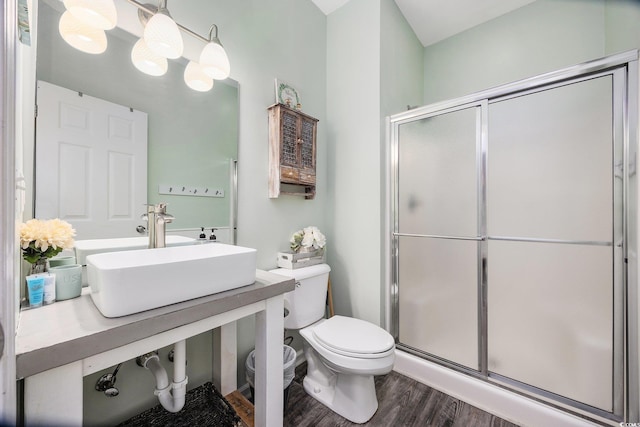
[284,363,520,427]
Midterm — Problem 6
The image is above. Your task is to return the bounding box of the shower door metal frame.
[386,50,639,423]
[391,100,487,374]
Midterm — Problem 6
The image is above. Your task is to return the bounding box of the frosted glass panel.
[398,107,477,237]
[488,240,613,411]
[393,69,623,417]
[398,236,478,369]
[488,77,613,242]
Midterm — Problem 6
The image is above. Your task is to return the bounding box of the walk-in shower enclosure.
[387,50,639,424]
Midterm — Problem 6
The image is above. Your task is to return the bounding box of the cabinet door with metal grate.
[300,119,315,169]
[281,109,299,167]
[268,104,318,199]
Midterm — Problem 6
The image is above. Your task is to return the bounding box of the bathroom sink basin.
[74,236,195,265]
[86,243,257,317]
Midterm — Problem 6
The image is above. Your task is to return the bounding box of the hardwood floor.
[284,364,519,427]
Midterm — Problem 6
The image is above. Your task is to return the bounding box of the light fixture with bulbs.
[59,10,108,54]
[184,61,214,92]
[142,0,183,59]
[63,0,118,30]
[58,0,231,92]
[131,37,168,76]
[200,25,230,81]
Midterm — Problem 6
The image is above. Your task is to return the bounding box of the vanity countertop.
[16,269,294,379]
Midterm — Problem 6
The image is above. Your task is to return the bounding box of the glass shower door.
[396,105,481,370]
[391,55,633,421]
[486,75,620,412]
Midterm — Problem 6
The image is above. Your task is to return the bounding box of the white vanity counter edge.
[16,269,295,379]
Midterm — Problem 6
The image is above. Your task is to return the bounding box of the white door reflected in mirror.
[35,80,148,240]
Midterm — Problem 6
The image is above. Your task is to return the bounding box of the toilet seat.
[311,316,395,359]
[300,317,396,377]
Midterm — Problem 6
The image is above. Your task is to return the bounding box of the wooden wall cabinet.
[268,103,318,199]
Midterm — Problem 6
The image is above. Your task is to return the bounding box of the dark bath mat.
[118,382,241,427]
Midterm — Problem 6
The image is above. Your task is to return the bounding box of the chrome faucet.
[141,203,174,248]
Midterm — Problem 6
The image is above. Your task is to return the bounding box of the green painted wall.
[326,0,381,325]
[380,0,424,325]
[604,0,640,54]
[180,0,328,406]
[380,0,424,118]
[326,0,423,327]
[423,0,640,105]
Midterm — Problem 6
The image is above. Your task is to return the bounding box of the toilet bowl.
[269,264,395,424]
[300,316,395,423]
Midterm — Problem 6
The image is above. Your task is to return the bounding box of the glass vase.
[29,257,49,275]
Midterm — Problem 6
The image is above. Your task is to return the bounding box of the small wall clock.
[275,79,301,108]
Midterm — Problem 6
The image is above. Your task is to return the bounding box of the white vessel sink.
[86,243,257,317]
[74,236,195,265]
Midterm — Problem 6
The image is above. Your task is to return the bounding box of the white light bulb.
[144,12,183,59]
[59,11,107,54]
[63,0,117,30]
[184,61,214,92]
[131,38,168,76]
[199,41,230,80]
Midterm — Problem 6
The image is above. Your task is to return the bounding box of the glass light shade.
[63,0,117,30]
[144,12,183,59]
[199,41,230,80]
[184,61,214,92]
[59,11,107,55]
[131,38,168,76]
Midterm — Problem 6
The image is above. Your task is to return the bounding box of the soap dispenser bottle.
[209,228,217,242]
[198,227,207,243]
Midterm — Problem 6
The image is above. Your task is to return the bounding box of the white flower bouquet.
[19,218,76,264]
[290,226,326,253]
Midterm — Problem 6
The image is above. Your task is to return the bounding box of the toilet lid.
[312,316,395,356]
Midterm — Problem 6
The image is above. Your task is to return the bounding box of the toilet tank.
[269,264,331,329]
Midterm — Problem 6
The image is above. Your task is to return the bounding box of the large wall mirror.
[27,0,239,242]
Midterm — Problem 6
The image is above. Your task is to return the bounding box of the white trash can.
[245,345,297,413]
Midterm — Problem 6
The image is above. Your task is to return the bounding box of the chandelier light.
[63,0,117,30]
[58,0,231,91]
[58,11,108,55]
[199,24,230,80]
[131,38,168,76]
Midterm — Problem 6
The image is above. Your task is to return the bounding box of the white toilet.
[270,264,395,424]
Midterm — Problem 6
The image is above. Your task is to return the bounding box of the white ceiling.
[311,0,351,15]
[311,0,537,46]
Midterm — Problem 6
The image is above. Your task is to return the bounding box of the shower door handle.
[0,321,4,361]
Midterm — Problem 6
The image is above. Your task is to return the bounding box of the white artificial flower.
[289,226,327,252]
[19,218,76,264]
[301,226,316,248]
[312,228,326,248]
